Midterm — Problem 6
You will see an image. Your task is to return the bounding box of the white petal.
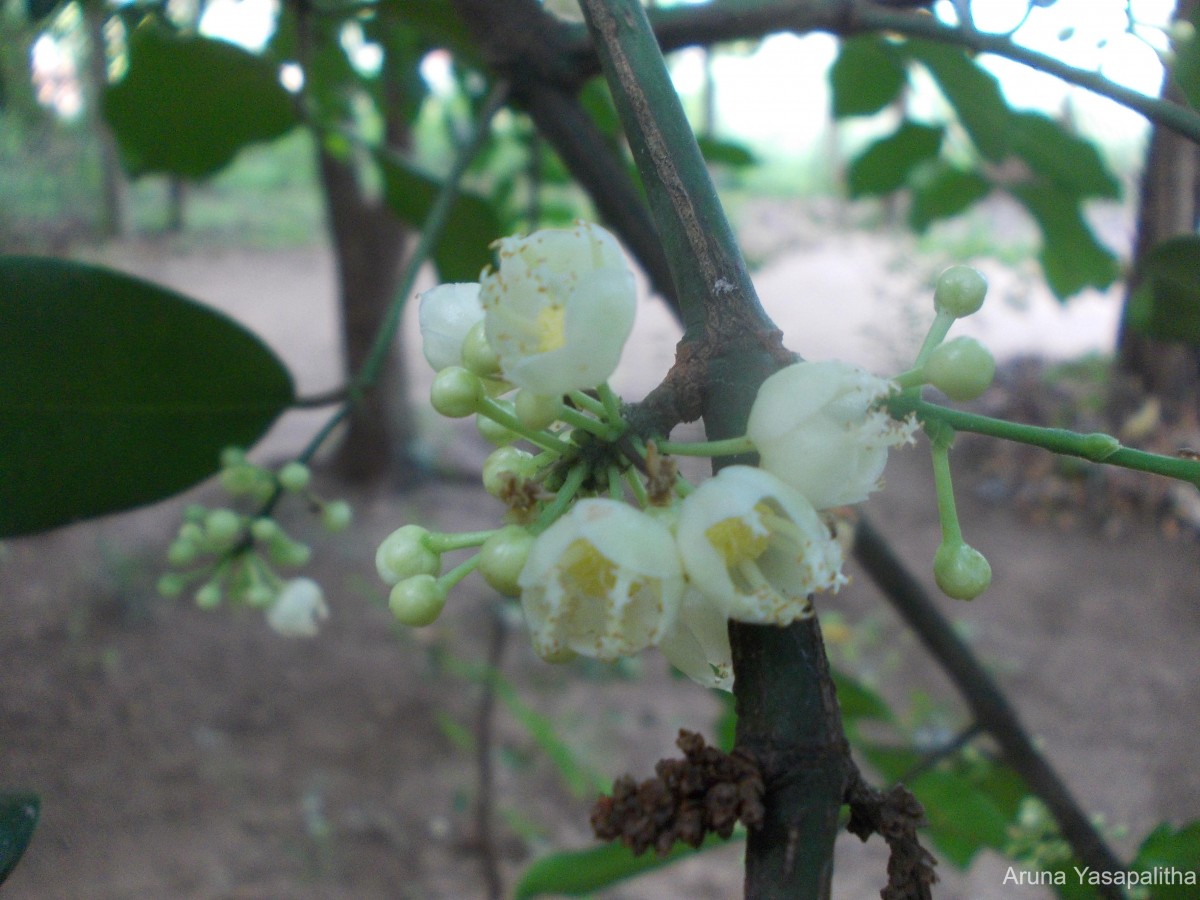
[419,283,484,371]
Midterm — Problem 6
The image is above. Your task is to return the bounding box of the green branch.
[888,394,1200,487]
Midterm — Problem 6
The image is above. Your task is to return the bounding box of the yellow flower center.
[560,538,616,598]
[535,304,566,353]
[705,502,773,566]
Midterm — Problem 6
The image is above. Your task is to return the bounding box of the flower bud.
[267,578,329,636]
[924,337,995,401]
[933,541,992,600]
[277,461,311,493]
[462,320,501,377]
[389,574,447,626]
[482,446,539,498]
[376,524,440,584]
[933,266,988,318]
[204,508,242,548]
[419,283,484,371]
[479,525,535,597]
[195,582,223,609]
[167,538,198,567]
[431,366,483,418]
[321,500,353,533]
[658,588,734,691]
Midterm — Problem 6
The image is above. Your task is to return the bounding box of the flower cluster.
[158,450,351,637]
[378,225,996,691]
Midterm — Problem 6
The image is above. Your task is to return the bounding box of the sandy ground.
[2,224,1197,899]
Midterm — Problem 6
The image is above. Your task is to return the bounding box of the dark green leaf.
[1130,820,1200,898]
[911,769,1011,867]
[513,833,734,898]
[1125,234,1200,344]
[906,40,1011,161]
[0,794,39,886]
[696,135,758,169]
[832,670,894,725]
[830,35,907,119]
[1173,5,1200,109]
[378,155,501,282]
[1010,184,1120,299]
[1008,112,1120,199]
[847,121,943,197]
[102,25,298,178]
[381,0,477,63]
[0,257,294,538]
[909,163,992,231]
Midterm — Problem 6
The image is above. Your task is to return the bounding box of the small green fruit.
[924,337,995,401]
[389,575,447,626]
[478,525,534,597]
[277,461,311,493]
[431,366,483,418]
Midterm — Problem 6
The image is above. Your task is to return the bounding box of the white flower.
[266,578,329,637]
[481,221,636,395]
[658,587,734,692]
[518,498,684,661]
[675,465,845,625]
[746,360,916,510]
[418,283,484,371]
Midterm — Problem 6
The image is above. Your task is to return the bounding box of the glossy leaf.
[378,155,501,283]
[909,164,992,231]
[1008,112,1120,199]
[1131,820,1200,898]
[847,121,943,197]
[0,257,294,538]
[103,25,298,178]
[907,40,1010,161]
[1010,185,1120,299]
[513,833,733,898]
[1125,234,1200,345]
[830,35,907,119]
[1173,5,1200,109]
[0,794,39,886]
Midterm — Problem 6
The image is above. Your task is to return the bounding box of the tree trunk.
[1111,0,1200,425]
[317,146,414,483]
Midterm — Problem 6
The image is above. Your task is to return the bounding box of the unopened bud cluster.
[158,450,352,637]
[375,224,1006,690]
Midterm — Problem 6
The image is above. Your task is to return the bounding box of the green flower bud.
[514,390,561,431]
[478,525,535,597]
[933,542,992,600]
[167,539,198,567]
[250,517,280,542]
[376,524,440,584]
[389,574,447,627]
[178,522,205,546]
[182,504,208,524]
[431,366,483,418]
[934,266,988,318]
[462,320,501,377]
[321,500,353,533]
[195,581,223,609]
[924,337,996,401]
[268,533,312,567]
[220,464,261,496]
[220,446,247,469]
[277,461,311,493]
[157,573,187,598]
[242,584,278,609]
[204,508,242,548]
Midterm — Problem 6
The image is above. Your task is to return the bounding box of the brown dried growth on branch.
[845,768,938,900]
[590,729,764,856]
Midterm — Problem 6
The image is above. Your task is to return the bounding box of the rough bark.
[1112,0,1200,426]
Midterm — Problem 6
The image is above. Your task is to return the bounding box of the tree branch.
[557,0,1200,146]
